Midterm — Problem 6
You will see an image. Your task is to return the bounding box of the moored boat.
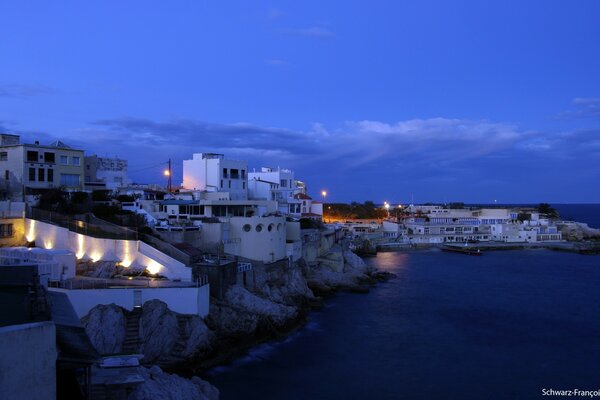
[441,245,483,256]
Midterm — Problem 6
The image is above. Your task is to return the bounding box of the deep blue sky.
[1,1,599,203]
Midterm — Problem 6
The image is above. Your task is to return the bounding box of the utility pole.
[165,158,172,193]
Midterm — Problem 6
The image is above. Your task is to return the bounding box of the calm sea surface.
[207,205,600,400]
[552,204,600,228]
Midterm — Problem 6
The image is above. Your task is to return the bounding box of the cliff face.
[559,222,600,241]
[80,235,394,399]
[81,240,389,366]
[207,285,299,338]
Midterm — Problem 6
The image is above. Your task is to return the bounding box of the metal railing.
[26,207,138,240]
[48,276,208,290]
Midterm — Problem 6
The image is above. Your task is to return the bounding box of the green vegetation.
[325,201,390,220]
[300,218,323,229]
[38,189,90,214]
[537,203,560,219]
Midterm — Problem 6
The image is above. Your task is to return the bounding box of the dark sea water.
[207,249,600,400]
[552,204,600,228]
[206,206,600,399]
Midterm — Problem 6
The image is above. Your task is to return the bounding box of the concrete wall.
[50,285,210,317]
[0,321,56,400]
[228,215,286,262]
[25,219,191,281]
[286,221,301,241]
[286,241,302,261]
[301,229,321,265]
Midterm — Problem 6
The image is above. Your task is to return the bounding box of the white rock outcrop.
[208,285,298,337]
[139,300,179,362]
[81,303,126,354]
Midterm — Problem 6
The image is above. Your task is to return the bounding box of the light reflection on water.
[206,250,600,400]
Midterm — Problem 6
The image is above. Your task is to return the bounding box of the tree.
[537,203,559,219]
[517,212,531,222]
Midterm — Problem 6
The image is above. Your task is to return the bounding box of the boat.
[441,244,483,256]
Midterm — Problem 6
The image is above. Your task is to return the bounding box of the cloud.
[558,97,600,119]
[280,26,333,38]
[0,84,56,98]
[89,116,536,174]
[8,115,598,201]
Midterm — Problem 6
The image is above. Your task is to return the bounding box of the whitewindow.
[71,156,81,166]
[60,173,80,187]
[60,155,68,165]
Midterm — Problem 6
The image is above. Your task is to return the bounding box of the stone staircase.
[170,315,192,358]
[122,308,142,354]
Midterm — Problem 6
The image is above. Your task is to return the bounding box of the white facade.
[0,135,85,197]
[85,155,132,190]
[183,153,248,200]
[226,215,287,263]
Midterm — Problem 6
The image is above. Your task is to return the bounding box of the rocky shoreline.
[81,244,394,399]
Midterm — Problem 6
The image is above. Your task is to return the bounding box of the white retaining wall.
[24,219,191,281]
[50,285,210,317]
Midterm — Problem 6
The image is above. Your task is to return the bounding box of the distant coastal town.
[1,133,599,399]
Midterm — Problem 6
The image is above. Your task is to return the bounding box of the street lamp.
[384,202,390,218]
[164,159,172,192]
[321,191,328,222]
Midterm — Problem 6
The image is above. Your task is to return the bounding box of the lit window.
[0,223,13,238]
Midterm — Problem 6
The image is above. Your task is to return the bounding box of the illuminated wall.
[24,219,191,281]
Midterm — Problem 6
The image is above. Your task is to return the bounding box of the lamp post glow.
[321,191,328,222]
[384,202,390,218]
[164,158,172,192]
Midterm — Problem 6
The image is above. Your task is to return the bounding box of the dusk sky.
[1,1,599,203]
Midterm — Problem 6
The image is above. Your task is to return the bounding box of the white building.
[0,134,84,198]
[183,153,248,200]
[84,155,132,190]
